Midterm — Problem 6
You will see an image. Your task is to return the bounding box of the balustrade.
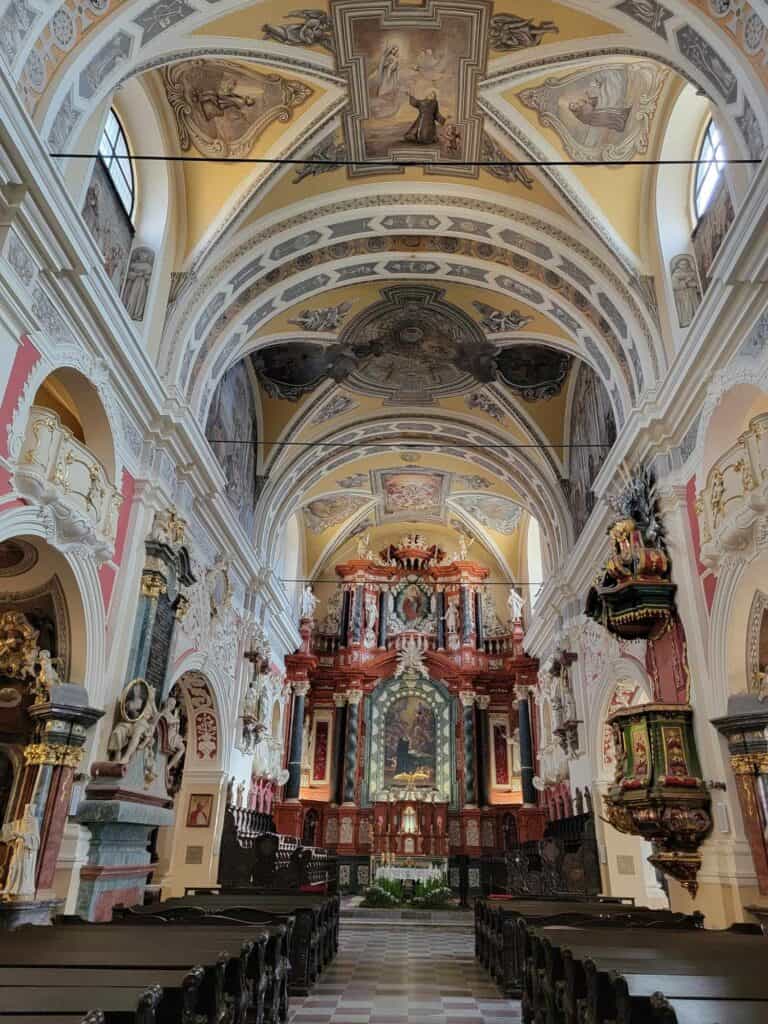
[696,412,768,570]
[15,405,121,561]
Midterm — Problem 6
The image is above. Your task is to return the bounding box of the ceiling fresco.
[332,0,491,178]
[249,285,574,405]
[450,493,523,534]
[14,0,768,590]
[162,59,314,158]
[517,61,669,163]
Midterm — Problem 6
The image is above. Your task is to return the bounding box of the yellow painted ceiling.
[243,138,574,230]
[196,0,618,53]
[147,64,329,258]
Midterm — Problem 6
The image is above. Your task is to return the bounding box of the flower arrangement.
[361,873,454,909]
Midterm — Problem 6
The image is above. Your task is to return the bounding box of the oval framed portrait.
[121,678,151,722]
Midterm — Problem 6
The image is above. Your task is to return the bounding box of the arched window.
[98,109,135,219]
[693,119,725,221]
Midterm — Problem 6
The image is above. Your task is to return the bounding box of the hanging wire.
[51,153,761,169]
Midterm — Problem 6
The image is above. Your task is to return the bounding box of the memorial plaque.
[145,592,176,694]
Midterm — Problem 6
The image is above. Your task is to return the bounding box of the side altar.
[274,533,546,894]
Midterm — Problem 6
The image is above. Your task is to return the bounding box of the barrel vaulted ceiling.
[8,0,766,580]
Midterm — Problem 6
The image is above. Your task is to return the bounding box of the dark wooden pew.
[0,1013,105,1024]
[0,985,162,1024]
[120,890,339,994]
[99,908,291,1021]
[474,897,702,996]
[520,921,768,1024]
[0,924,266,1024]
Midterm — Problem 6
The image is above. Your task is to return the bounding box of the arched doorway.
[152,669,224,897]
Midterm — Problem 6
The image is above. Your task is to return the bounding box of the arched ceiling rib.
[254,410,573,565]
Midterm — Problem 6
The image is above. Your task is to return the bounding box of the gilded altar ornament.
[0,610,39,681]
[585,467,676,639]
[23,742,83,767]
[140,570,167,599]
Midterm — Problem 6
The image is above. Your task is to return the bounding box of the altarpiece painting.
[384,695,437,787]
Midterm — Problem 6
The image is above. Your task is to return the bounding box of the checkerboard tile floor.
[288,923,521,1023]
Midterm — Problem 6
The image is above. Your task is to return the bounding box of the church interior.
[0,0,768,1020]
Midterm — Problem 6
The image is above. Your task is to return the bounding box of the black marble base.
[0,897,62,929]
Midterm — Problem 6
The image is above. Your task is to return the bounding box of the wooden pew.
[520,921,768,1024]
[0,985,163,1024]
[103,908,291,1021]
[122,890,339,994]
[474,897,702,997]
[0,1015,104,1024]
[0,924,265,1024]
[0,966,206,1022]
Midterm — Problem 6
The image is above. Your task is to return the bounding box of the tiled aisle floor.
[288,922,522,1024]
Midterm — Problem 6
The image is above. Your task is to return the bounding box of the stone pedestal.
[76,760,173,921]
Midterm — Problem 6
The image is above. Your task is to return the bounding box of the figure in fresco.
[262,10,335,53]
[404,91,445,144]
[489,14,558,51]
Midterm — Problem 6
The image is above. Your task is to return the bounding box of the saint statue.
[507,587,524,623]
[670,254,702,328]
[158,694,186,777]
[0,805,39,901]
[107,682,159,765]
[364,591,379,646]
[404,91,445,145]
[301,585,318,620]
[444,599,459,634]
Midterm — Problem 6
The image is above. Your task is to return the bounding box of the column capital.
[332,693,348,707]
[292,680,311,697]
[515,685,532,702]
[346,688,363,705]
[475,694,491,710]
[459,690,476,708]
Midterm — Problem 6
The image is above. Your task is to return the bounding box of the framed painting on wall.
[186,793,213,828]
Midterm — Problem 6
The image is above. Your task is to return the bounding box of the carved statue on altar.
[32,649,62,704]
[356,532,371,558]
[395,637,428,679]
[444,599,459,635]
[107,679,159,766]
[507,586,524,623]
[456,533,473,560]
[364,592,379,646]
[301,585,318,620]
[0,805,39,901]
[236,781,245,808]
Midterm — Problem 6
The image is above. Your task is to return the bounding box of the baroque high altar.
[273,534,544,891]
